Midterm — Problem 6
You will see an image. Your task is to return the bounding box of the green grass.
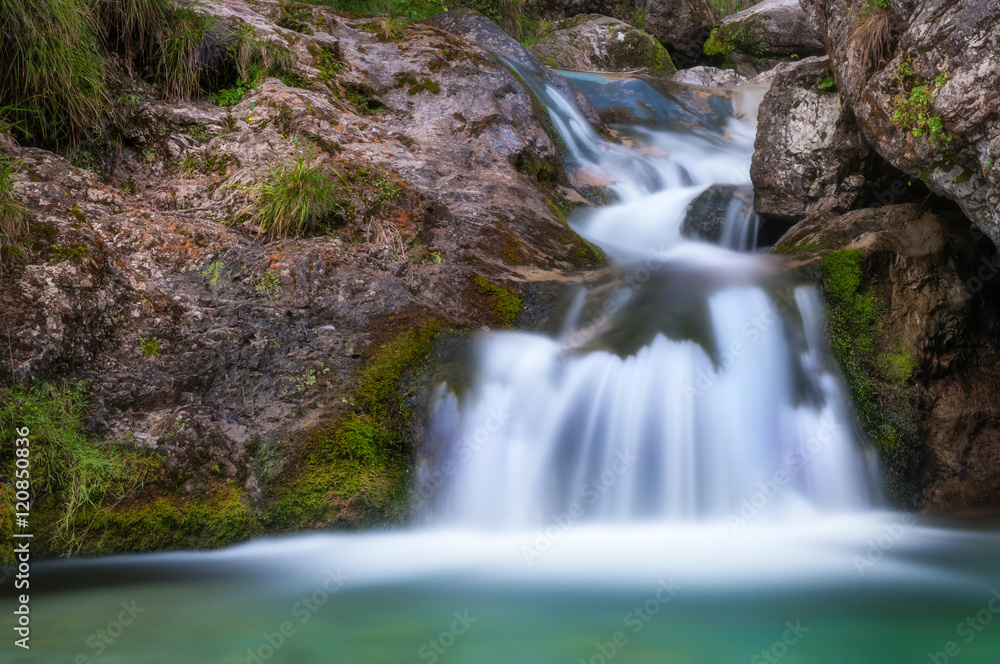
[0,0,109,143]
[0,380,155,552]
[0,154,27,247]
[242,159,343,236]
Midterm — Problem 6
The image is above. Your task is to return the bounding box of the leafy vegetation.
[891,58,951,145]
[241,158,343,237]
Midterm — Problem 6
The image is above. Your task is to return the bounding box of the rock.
[428,9,601,125]
[643,0,718,60]
[705,0,824,60]
[750,56,873,222]
[799,0,1000,250]
[672,66,746,87]
[0,0,607,552]
[680,184,754,243]
[528,14,676,76]
[773,203,1000,509]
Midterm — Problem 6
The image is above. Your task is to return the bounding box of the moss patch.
[72,482,261,555]
[703,19,770,60]
[266,320,443,531]
[819,250,919,503]
[473,276,522,327]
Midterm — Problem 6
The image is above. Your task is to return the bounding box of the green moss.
[137,336,162,357]
[768,241,824,255]
[474,276,522,327]
[408,79,440,95]
[819,250,919,502]
[75,482,261,554]
[267,321,442,530]
[703,20,769,59]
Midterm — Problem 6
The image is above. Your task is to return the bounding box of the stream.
[8,68,1000,664]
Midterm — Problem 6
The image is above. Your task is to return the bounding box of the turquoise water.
[8,515,1000,663]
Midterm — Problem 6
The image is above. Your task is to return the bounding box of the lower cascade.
[420,78,880,528]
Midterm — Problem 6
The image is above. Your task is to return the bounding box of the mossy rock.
[529,15,676,77]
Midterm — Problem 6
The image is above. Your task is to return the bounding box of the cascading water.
[420,75,880,528]
[17,63,1000,664]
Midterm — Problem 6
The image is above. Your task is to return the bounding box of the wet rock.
[799,0,1000,249]
[528,14,676,76]
[428,9,601,125]
[751,57,873,222]
[672,66,746,87]
[774,203,1000,510]
[643,0,718,60]
[680,184,753,243]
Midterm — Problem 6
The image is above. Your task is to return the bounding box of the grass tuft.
[850,5,893,75]
[0,154,27,248]
[241,158,342,237]
[0,0,109,143]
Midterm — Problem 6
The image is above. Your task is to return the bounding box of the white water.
[421,81,880,529]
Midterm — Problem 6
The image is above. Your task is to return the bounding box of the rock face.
[708,0,824,59]
[673,66,747,87]
[529,14,676,75]
[775,203,1000,509]
[643,0,718,59]
[428,9,601,125]
[0,2,604,555]
[751,57,873,222]
[799,0,1000,249]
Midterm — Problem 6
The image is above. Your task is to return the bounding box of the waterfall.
[418,74,880,527]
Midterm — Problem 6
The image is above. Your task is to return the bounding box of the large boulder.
[773,203,1000,509]
[643,0,718,60]
[799,0,1000,249]
[751,57,874,222]
[680,184,754,243]
[705,0,824,59]
[429,9,601,125]
[529,14,676,76]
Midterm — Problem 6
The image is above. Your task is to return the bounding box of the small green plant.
[359,16,409,42]
[819,76,837,90]
[294,364,330,392]
[137,336,162,357]
[256,269,281,295]
[202,260,224,287]
[241,159,341,237]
